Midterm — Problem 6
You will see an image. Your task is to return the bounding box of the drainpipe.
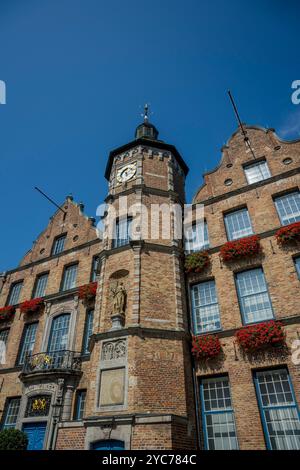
[49,402,62,450]
[183,266,201,450]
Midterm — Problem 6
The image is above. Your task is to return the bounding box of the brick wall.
[189,125,300,450]
[131,423,172,450]
[56,426,86,450]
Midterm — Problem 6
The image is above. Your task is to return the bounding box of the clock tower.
[85,108,196,450]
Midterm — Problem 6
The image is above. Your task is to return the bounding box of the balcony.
[21,350,82,377]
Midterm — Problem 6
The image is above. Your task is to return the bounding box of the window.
[191,281,221,334]
[17,323,38,365]
[73,390,86,420]
[0,329,9,346]
[2,397,21,429]
[47,314,70,352]
[52,234,66,255]
[244,160,271,184]
[185,221,209,253]
[200,376,239,450]
[7,281,23,306]
[295,257,300,280]
[33,273,48,298]
[275,191,300,226]
[91,256,100,282]
[61,264,78,291]
[0,329,9,365]
[224,208,253,241]
[235,268,273,324]
[113,217,132,248]
[254,369,300,450]
[82,310,94,354]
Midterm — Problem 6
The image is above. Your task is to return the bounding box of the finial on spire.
[143,103,149,123]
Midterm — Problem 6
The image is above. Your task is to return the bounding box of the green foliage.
[0,428,28,450]
[184,251,210,273]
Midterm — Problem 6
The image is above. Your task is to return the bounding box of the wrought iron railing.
[22,350,82,374]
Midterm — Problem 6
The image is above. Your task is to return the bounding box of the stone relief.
[101,339,127,361]
[25,383,56,394]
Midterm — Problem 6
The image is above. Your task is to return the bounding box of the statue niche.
[109,270,128,330]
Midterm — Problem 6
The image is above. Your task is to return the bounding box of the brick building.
[0,115,299,450]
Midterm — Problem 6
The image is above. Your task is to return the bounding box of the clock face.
[116,163,137,183]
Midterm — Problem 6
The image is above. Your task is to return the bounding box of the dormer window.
[52,234,66,255]
[244,160,271,184]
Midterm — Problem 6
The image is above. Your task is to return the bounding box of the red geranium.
[275,222,300,246]
[220,235,261,262]
[20,298,44,315]
[235,320,285,352]
[78,282,97,301]
[192,334,221,360]
[185,251,210,274]
[0,306,15,321]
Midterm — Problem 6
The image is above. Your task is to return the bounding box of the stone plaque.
[99,368,125,406]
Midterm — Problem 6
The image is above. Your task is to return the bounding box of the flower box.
[275,222,300,246]
[192,334,221,360]
[20,298,44,315]
[235,320,285,353]
[0,306,15,322]
[78,282,98,302]
[220,235,261,262]
[185,251,210,274]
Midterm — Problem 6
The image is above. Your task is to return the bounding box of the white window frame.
[224,208,253,241]
[185,221,209,253]
[191,280,221,334]
[235,268,273,324]
[244,160,271,184]
[61,264,78,291]
[274,191,300,226]
[200,376,239,450]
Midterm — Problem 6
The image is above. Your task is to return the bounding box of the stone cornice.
[82,413,188,427]
[186,225,300,276]
[105,137,189,179]
[91,326,188,345]
[99,241,183,259]
[104,184,183,204]
[194,166,300,207]
[214,313,300,339]
[4,238,102,276]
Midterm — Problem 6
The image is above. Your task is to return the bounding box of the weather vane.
[140,103,153,123]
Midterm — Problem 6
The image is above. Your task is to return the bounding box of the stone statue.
[110,282,126,316]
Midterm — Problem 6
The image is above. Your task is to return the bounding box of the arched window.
[47,313,70,352]
[91,439,125,450]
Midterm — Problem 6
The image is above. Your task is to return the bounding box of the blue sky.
[0,0,299,271]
